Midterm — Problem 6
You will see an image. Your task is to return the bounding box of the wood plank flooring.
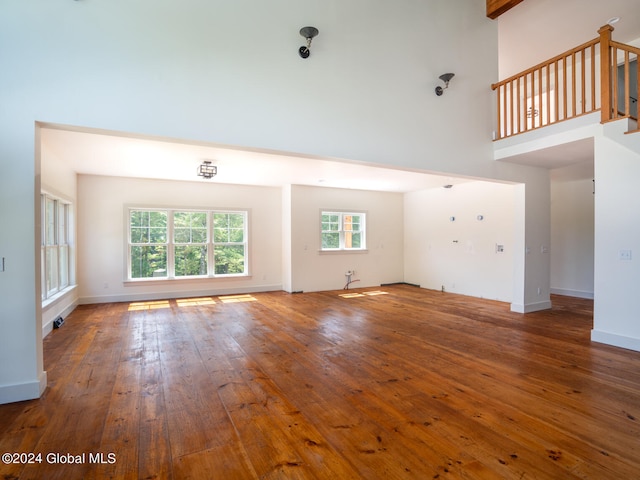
[1,285,639,479]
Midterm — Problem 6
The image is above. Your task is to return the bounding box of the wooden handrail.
[492,25,639,140]
[610,40,640,57]
[491,37,599,91]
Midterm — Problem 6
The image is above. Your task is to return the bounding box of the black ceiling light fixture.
[197,160,217,179]
[298,26,319,58]
[435,73,455,96]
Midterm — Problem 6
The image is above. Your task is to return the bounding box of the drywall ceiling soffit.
[496,137,594,171]
[39,125,476,194]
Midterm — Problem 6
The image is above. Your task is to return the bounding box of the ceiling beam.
[486,0,525,19]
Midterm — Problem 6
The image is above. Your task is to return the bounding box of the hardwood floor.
[1,285,639,479]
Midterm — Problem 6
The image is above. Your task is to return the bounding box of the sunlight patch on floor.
[176,297,217,307]
[339,290,389,299]
[219,294,257,304]
[128,300,171,311]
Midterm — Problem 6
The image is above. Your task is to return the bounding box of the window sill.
[124,275,251,286]
[319,249,368,255]
[42,285,77,309]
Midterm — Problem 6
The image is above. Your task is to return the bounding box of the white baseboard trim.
[550,288,594,299]
[43,299,79,338]
[79,284,283,305]
[510,299,553,313]
[591,330,640,352]
[0,371,47,405]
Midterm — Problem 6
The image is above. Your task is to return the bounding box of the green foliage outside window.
[320,212,365,250]
[128,209,246,279]
[321,212,365,250]
[130,211,168,278]
[321,214,340,249]
[213,213,245,275]
[174,212,208,277]
[131,245,167,278]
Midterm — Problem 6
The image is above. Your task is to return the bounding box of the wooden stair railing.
[491,25,639,140]
[605,26,640,132]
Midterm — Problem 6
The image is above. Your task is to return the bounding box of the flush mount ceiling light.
[607,16,620,26]
[197,160,217,179]
[298,26,319,58]
[435,73,455,96]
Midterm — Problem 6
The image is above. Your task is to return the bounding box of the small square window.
[321,211,366,251]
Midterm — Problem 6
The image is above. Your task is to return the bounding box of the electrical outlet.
[619,249,632,261]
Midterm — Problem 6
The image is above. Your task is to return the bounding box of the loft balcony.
[492,25,638,144]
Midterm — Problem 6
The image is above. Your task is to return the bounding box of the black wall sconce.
[299,26,319,58]
[435,73,455,96]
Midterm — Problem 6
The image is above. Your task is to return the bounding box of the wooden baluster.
[516,76,521,134]
[624,51,630,117]
[523,73,528,131]
[509,80,514,136]
[599,24,614,123]
[591,44,596,112]
[496,85,502,139]
[546,64,551,126]
[538,66,543,127]
[562,56,567,121]
[613,47,619,118]
[580,50,587,113]
[555,60,559,122]
[571,51,577,117]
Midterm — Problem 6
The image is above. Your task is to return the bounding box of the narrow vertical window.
[321,213,340,249]
[129,210,168,278]
[44,197,58,296]
[58,203,69,289]
[213,212,247,275]
[173,211,208,277]
[41,193,73,302]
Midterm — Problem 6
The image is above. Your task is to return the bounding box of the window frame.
[173,210,209,278]
[126,207,249,281]
[212,211,249,277]
[41,192,73,302]
[320,210,367,252]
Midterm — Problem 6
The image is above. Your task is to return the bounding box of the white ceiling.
[40,125,472,193]
[40,2,640,189]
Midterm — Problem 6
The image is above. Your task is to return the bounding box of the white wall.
[282,185,293,293]
[1,0,558,403]
[77,175,282,303]
[40,136,80,336]
[405,181,516,302]
[289,185,404,292]
[592,137,640,350]
[550,163,595,298]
